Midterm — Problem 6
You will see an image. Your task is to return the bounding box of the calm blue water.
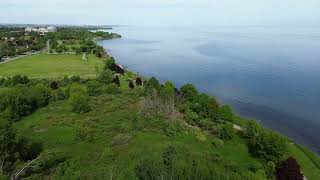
[98,26,320,153]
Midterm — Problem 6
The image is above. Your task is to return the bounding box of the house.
[24,26,57,34]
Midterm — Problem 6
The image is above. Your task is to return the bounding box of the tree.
[0,114,17,174]
[180,84,198,102]
[69,83,90,114]
[265,161,276,179]
[277,157,304,180]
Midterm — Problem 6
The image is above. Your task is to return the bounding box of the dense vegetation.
[47,28,120,57]
[0,27,46,59]
[0,28,319,179]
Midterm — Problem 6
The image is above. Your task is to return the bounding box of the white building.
[24,26,57,34]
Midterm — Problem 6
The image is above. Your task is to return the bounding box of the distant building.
[24,26,57,35]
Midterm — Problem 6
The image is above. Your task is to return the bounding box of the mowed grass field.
[0,53,104,78]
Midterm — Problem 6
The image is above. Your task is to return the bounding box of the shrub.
[136,77,143,85]
[144,77,160,95]
[86,80,102,96]
[180,84,198,102]
[101,84,121,94]
[112,76,120,86]
[249,129,287,162]
[11,75,29,85]
[69,83,90,114]
[50,81,59,90]
[211,138,224,149]
[50,89,66,101]
[32,84,51,108]
[218,105,233,122]
[244,120,261,139]
[164,121,183,137]
[111,134,133,146]
[129,81,135,89]
[218,124,235,140]
[277,157,303,180]
[162,145,177,171]
[70,76,81,83]
[97,69,113,84]
[190,93,219,119]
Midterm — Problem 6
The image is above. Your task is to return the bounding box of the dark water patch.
[221,97,320,155]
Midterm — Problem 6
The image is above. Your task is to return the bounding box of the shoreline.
[98,39,320,156]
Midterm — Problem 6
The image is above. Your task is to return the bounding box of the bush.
[218,124,235,140]
[86,80,102,96]
[180,84,198,102]
[112,76,120,86]
[277,157,303,180]
[249,129,287,162]
[144,77,160,95]
[136,77,143,85]
[97,69,113,84]
[211,138,224,150]
[129,81,135,89]
[70,76,81,83]
[218,105,233,122]
[50,81,59,90]
[69,83,90,114]
[50,89,66,101]
[101,84,121,94]
[11,75,29,85]
[244,120,261,139]
[111,134,133,146]
[32,84,51,108]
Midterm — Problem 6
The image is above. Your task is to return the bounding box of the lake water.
[98,26,320,154]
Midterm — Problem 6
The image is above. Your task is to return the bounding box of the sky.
[1,0,320,26]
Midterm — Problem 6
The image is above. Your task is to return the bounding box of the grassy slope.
[0,53,104,78]
[14,84,263,179]
[3,54,320,179]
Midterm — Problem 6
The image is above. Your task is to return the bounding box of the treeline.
[47,28,119,57]
[0,28,46,60]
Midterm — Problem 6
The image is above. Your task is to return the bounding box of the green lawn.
[288,143,320,180]
[0,53,104,78]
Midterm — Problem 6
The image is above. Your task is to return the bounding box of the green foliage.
[244,120,261,138]
[144,77,160,95]
[86,80,102,96]
[218,105,233,122]
[190,93,219,119]
[159,81,175,101]
[0,115,17,174]
[11,75,29,86]
[180,83,198,101]
[101,83,121,94]
[265,161,276,179]
[69,83,90,114]
[97,69,113,84]
[218,124,235,140]
[211,137,224,149]
[163,121,183,137]
[162,145,177,171]
[249,129,287,162]
[111,134,133,146]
